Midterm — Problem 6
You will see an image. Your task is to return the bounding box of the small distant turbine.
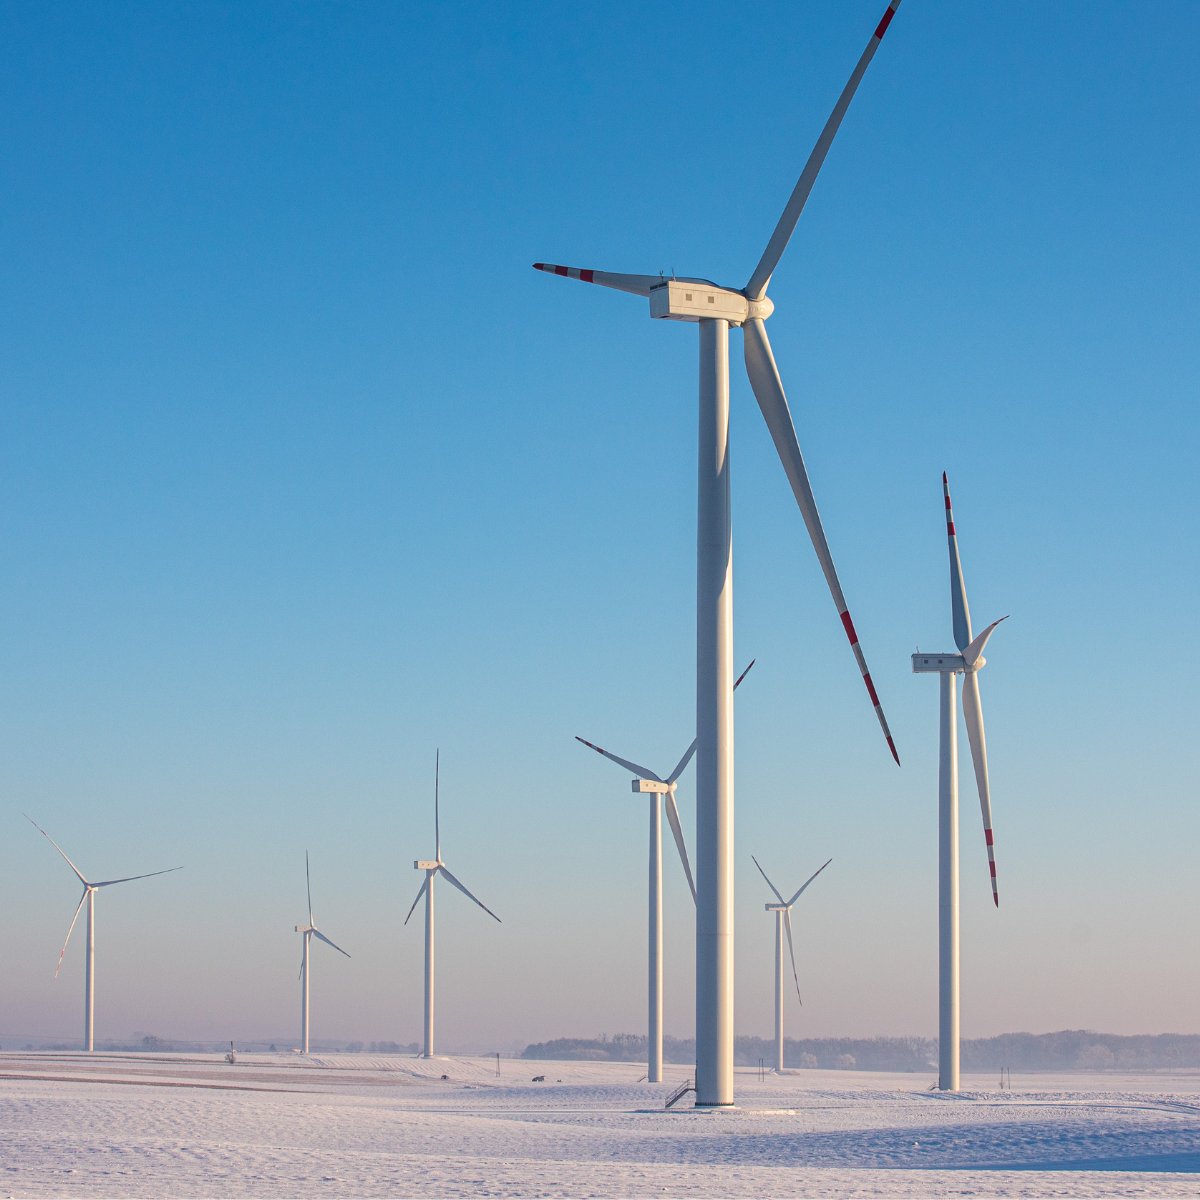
[912,474,1006,1092]
[405,751,500,1059]
[752,855,831,1074]
[575,660,754,1084]
[26,815,181,1052]
[295,851,350,1055]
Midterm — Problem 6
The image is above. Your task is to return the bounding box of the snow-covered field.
[1,1051,1198,1197]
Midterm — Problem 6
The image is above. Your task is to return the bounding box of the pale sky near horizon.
[0,0,1197,1051]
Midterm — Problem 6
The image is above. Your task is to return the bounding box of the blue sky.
[0,0,1197,1050]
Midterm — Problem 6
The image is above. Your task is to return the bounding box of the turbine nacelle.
[415,860,441,870]
[632,779,672,794]
[648,281,774,326]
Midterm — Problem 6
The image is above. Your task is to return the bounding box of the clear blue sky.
[0,0,1196,1051]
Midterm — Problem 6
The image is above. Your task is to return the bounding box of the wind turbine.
[295,851,350,1055]
[25,815,181,1052]
[752,855,831,1074]
[575,659,755,1084]
[405,751,500,1059]
[534,2,907,1104]
[911,473,1006,1091]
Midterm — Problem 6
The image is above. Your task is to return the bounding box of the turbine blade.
[54,891,88,979]
[312,928,351,958]
[665,740,696,786]
[93,866,183,887]
[663,789,696,904]
[786,857,833,907]
[961,670,999,907]
[783,908,802,1005]
[574,737,663,783]
[743,317,899,765]
[438,866,501,922]
[306,850,313,926]
[665,659,756,784]
[943,473,973,652]
[744,0,904,300]
[25,815,90,887]
[404,876,429,926]
[963,617,1007,670]
[532,263,661,298]
[435,749,440,863]
[751,855,786,906]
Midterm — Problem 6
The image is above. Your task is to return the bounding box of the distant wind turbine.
[912,473,1006,1092]
[405,751,500,1059]
[295,851,350,1055]
[25,815,181,1052]
[575,660,755,1083]
[752,855,831,1074]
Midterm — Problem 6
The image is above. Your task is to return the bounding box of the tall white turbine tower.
[26,816,181,1052]
[405,751,500,1059]
[576,660,755,1083]
[534,3,907,1104]
[912,474,1006,1091]
[295,851,350,1055]
[752,856,831,1074]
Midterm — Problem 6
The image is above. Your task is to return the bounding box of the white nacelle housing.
[632,779,670,793]
[911,653,966,674]
[650,280,750,324]
[414,860,440,870]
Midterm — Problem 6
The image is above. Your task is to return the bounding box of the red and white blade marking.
[575,736,662,783]
[533,262,597,283]
[840,609,900,765]
[944,471,973,652]
[531,263,662,298]
[743,317,900,766]
[874,1,900,42]
[743,0,905,300]
[961,669,998,908]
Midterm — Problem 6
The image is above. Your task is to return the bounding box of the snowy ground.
[1,1051,1199,1197]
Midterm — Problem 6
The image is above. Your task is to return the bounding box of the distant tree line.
[522,1031,1200,1071]
[519,1033,927,1069]
[960,1031,1200,1071]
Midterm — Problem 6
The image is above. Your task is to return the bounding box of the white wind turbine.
[576,659,755,1084]
[911,473,1006,1092]
[405,751,500,1059]
[25,815,181,1052]
[752,855,831,1074]
[295,850,350,1055]
[534,2,907,1104]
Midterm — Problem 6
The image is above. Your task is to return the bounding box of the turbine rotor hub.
[746,295,774,321]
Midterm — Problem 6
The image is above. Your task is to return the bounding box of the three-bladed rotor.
[406,751,500,925]
[296,849,350,976]
[753,855,832,1003]
[535,0,905,765]
[576,659,756,901]
[912,474,1007,905]
[25,814,183,978]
